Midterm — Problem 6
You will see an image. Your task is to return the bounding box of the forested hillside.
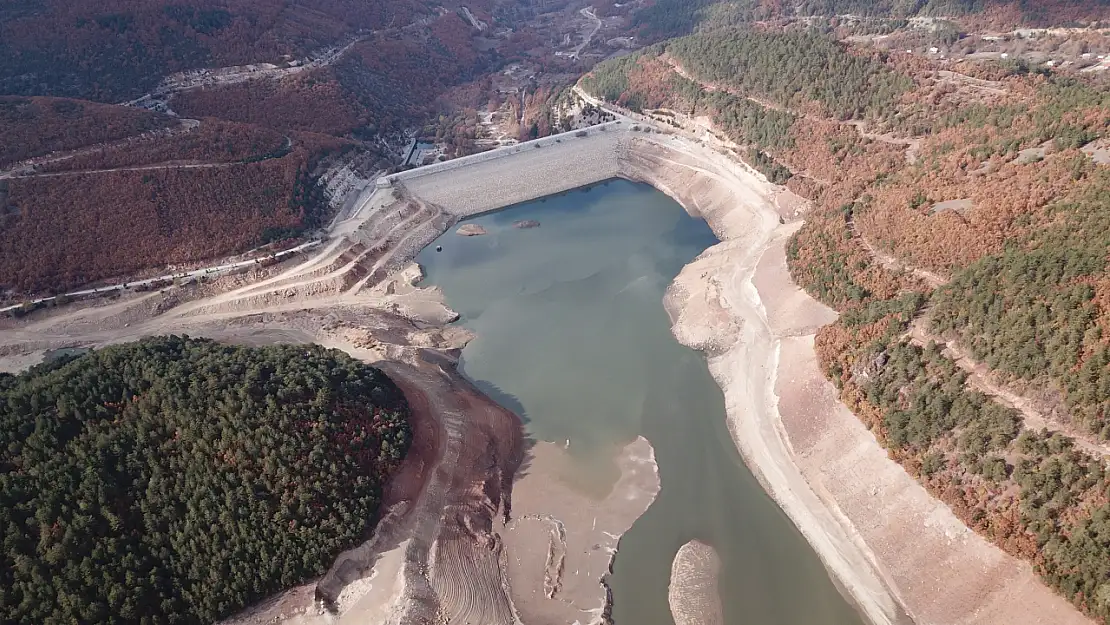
[666,30,911,120]
[630,0,1110,40]
[929,174,1110,438]
[174,11,500,139]
[771,33,1110,625]
[0,1,508,299]
[0,96,174,167]
[584,20,1110,621]
[32,120,292,173]
[580,28,910,180]
[0,337,411,624]
[0,0,429,102]
[0,132,350,295]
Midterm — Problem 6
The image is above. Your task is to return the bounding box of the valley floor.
[0,115,1092,625]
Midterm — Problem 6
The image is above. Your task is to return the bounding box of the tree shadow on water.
[469,377,529,425]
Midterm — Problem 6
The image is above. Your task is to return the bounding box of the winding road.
[570,7,602,60]
[0,239,322,315]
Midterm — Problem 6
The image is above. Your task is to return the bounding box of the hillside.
[0,128,350,295]
[0,1,513,299]
[172,11,500,138]
[631,0,1110,41]
[0,336,411,624]
[0,0,429,103]
[0,96,175,168]
[582,22,1110,622]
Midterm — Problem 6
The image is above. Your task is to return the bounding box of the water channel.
[416,179,864,625]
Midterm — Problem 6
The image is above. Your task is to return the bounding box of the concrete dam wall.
[392,122,631,218]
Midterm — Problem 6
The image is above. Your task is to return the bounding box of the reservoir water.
[416,180,864,625]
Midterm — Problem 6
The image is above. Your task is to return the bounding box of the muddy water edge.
[416,180,866,625]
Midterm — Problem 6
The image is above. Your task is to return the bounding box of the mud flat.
[503,438,660,624]
[667,541,722,625]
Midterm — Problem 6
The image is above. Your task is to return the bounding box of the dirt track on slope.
[907,318,1110,460]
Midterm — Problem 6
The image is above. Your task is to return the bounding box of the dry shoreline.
[624,133,1091,624]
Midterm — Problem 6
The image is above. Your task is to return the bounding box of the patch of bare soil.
[370,357,525,625]
[928,198,972,215]
[1082,138,1110,165]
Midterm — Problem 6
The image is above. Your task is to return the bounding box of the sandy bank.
[455,224,488,236]
[503,437,660,625]
[667,540,722,625]
[624,133,1091,624]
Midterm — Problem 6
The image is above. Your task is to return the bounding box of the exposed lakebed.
[417,179,864,625]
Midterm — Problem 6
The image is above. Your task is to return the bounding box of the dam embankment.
[386,122,628,218]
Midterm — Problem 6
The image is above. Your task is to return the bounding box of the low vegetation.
[0,337,411,624]
[817,303,1110,621]
[628,0,1110,41]
[666,29,911,121]
[778,45,1110,624]
[0,0,428,102]
[930,174,1110,438]
[34,120,291,173]
[581,28,911,189]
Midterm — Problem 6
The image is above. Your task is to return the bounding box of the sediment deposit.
[455,224,487,236]
[503,437,660,625]
[668,540,722,625]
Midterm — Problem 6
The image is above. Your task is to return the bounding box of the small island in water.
[456,224,488,236]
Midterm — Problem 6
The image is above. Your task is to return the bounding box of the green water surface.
[416,179,864,625]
